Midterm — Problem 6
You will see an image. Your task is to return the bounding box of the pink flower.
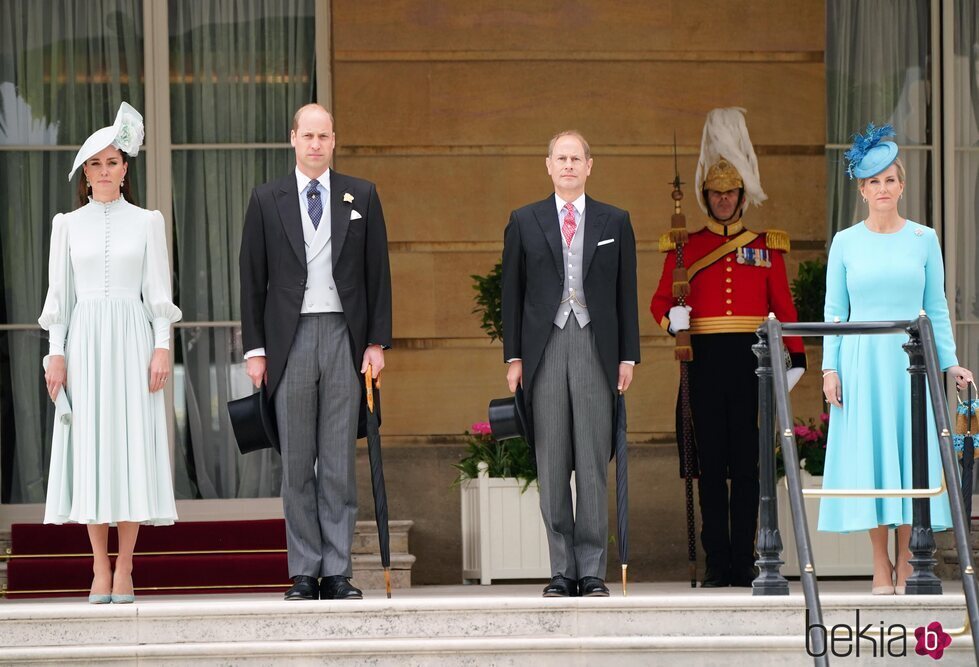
[805,430,820,442]
[820,412,830,423]
[470,422,492,435]
[794,425,811,438]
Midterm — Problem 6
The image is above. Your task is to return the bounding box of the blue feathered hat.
[844,123,898,180]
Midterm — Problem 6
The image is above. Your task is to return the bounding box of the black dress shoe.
[701,567,731,588]
[320,575,363,600]
[284,575,319,600]
[578,576,610,597]
[542,575,578,597]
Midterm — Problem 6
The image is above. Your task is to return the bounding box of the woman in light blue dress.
[39,103,181,603]
[819,124,973,595]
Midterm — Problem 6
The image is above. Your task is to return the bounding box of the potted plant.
[456,262,563,584]
[456,422,555,584]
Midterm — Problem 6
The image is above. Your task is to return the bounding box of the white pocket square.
[597,238,615,246]
[350,210,363,221]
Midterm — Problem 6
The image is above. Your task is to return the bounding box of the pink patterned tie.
[561,202,577,247]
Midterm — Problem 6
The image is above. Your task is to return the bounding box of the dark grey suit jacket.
[501,194,640,410]
[239,169,392,432]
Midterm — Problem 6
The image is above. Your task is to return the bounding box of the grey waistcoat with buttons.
[553,208,590,328]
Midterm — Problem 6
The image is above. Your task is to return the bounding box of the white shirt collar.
[555,192,586,217]
[296,167,331,194]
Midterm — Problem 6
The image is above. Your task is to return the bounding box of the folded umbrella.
[614,392,629,596]
[963,382,975,522]
[365,364,392,598]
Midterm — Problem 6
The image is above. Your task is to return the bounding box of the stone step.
[0,588,975,665]
[351,519,412,555]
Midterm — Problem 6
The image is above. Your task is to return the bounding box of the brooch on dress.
[736,247,771,268]
[914,228,924,236]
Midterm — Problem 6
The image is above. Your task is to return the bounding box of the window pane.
[953,0,979,373]
[168,0,315,144]
[173,325,281,500]
[171,149,294,322]
[171,149,292,499]
[0,329,57,503]
[825,0,932,237]
[0,0,144,146]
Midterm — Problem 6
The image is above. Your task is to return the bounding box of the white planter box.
[776,471,873,576]
[460,464,575,584]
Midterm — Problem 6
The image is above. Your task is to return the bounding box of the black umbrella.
[365,364,392,598]
[614,392,629,596]
[963,382,975,522]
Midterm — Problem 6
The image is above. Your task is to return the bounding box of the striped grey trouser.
[275,313,360,579]
[532,317,614,580]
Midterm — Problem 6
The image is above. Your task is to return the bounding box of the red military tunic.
[650,219,806,364]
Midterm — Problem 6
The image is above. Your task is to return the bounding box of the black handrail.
[753,315,979,666]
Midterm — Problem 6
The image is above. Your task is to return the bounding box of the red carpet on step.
[6,520,291,598]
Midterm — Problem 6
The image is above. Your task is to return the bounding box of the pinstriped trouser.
[532,317,614,580]
[274,313,360,579]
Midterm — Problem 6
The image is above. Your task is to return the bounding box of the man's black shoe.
[542,575,578,597]
[701,567,731,588]
[730,565,759,588]
[320,575,363,600]
[284,575,319,600]
[578,576,610,597]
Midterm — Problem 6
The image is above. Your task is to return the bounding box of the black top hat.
[488,386,533,445]
[227,385,279,454]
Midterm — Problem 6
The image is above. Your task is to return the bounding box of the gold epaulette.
[659,232,676,253]
[766,229,791,252]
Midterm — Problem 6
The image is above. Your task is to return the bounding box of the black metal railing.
[751,314,979,666]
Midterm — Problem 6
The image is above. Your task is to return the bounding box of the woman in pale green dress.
[39,103,181,603]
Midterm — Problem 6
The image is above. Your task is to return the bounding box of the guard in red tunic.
[651,108,806,587]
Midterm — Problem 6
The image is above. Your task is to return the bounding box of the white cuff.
[620,360,635,366]
[47,324,67,356]
[152,317,172,349]
[244,348,267,360]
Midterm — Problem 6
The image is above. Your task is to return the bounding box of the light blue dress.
[818,220,956,533]
[38,197,182,526]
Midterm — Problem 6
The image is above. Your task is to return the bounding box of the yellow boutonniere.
[343,192,354,204]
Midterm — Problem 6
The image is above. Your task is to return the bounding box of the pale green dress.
[38,196,181,525]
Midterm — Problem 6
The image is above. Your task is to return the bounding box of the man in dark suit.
[239,104,392,601]
[501,131,640,598]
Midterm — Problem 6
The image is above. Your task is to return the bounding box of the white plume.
[694,107,766,215]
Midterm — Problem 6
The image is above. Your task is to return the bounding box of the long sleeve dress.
[38,196,182,526]
[818,220,956,533]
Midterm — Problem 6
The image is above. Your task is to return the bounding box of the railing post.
[903,324,942,594]
[752,330,789,595]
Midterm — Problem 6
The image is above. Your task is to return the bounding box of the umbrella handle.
[365,364,375,414]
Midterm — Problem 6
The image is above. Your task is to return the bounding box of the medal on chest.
[736,247,771,268]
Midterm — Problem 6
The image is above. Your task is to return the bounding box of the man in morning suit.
[502,131,640,598]
[239,104,392,601]
[650,107,805,588]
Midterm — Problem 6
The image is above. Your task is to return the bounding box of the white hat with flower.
[67,102,144,181]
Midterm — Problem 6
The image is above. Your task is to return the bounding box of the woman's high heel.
[871,565,895,595]
[111,572,135,604]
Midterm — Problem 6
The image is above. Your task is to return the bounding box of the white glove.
[668,305,692,333]
[787,367,804,392]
